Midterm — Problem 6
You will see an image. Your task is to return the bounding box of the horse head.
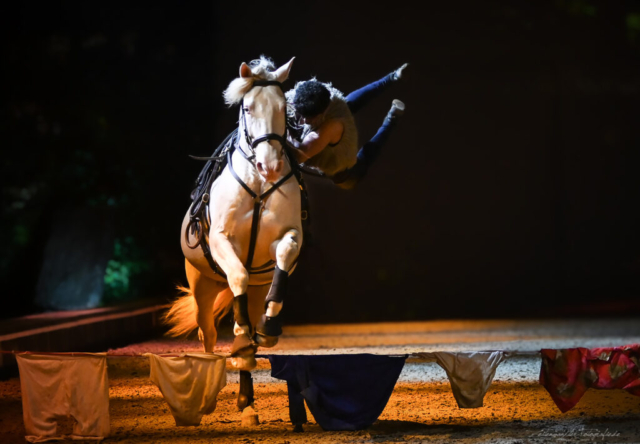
[224,57,295,183]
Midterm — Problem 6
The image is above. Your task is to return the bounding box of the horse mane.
[223,56,278,106]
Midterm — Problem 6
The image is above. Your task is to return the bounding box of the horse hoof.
[231,334,257,357]
[230,356,257,371]
[254,333,279,348]
[241,406,260,427]
[256,314,282,337]
[237,395,251,411]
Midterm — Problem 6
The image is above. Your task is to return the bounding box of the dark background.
[2,1,639,322]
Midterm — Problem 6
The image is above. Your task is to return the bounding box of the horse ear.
[274,57,295,83]
[239,62,252,78]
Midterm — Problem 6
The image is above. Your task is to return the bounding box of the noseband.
[239,80,288,159]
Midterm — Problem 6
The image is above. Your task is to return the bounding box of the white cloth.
[16,353,110,442]
[146,353,227,426]
[430,351,505,408]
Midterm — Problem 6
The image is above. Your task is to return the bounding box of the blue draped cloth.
[267,354,407,431]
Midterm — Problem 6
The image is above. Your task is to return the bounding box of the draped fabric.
[146,353,227,426]
[268,354,406,431]
[16,354,110,443]
[431,351,505,408]
[540,345,640,412]
[13,345,640,439]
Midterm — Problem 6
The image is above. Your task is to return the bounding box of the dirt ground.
[1,319,640,443]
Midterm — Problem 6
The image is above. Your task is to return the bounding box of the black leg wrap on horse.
[237,370,254,410]
[233,293,251,328]
[264,266,288,307]
[256,266,287,339]
[232,294,256,357]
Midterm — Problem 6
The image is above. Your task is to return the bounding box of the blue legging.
[334,74,398,187]
[345,73,395,115]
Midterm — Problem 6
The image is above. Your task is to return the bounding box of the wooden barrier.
[0,300,169,373]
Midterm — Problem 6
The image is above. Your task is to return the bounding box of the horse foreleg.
[255,229,300,347]
[269,229,301,313]
[210,232,256,369]
[210,232,249,296]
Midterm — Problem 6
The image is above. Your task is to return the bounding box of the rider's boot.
[384,99,405,126]
[391,63,408,81]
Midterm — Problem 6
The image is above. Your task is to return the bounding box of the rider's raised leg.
[255,229,301,346]
[345,63,408,114]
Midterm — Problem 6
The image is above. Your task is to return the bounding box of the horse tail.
[212,287,234,328]
[163,286,198,337]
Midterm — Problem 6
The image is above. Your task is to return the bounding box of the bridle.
[184,76,309,278]
[237,79,288,161]
[228,79,297,270]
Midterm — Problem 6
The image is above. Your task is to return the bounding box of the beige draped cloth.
[415,351,506,408]
[16,353,110,442]
[145,353,227,426]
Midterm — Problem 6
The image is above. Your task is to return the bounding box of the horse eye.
[243,107,251,113]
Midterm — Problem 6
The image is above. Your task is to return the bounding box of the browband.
[250,80,284,92]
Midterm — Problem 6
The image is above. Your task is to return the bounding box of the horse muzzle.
[257,159,284,182]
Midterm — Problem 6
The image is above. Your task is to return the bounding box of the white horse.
[165,57,302,380]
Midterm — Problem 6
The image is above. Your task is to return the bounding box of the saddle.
[185,130,310,278]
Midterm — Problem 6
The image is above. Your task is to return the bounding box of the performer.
[286,63,407,189]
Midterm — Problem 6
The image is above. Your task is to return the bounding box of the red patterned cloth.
[540,344,640,412]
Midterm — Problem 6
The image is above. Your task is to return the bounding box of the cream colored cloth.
[16,353,110,442]
[424,351,505,408]
[145,353,227,426]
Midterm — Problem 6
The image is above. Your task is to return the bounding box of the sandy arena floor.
[1,319,640,443]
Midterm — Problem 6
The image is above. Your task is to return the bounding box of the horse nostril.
[257,162,265,174]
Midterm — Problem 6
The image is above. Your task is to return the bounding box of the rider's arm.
[289,119,344,162]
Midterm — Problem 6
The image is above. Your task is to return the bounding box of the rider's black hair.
[292,80,331,118]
